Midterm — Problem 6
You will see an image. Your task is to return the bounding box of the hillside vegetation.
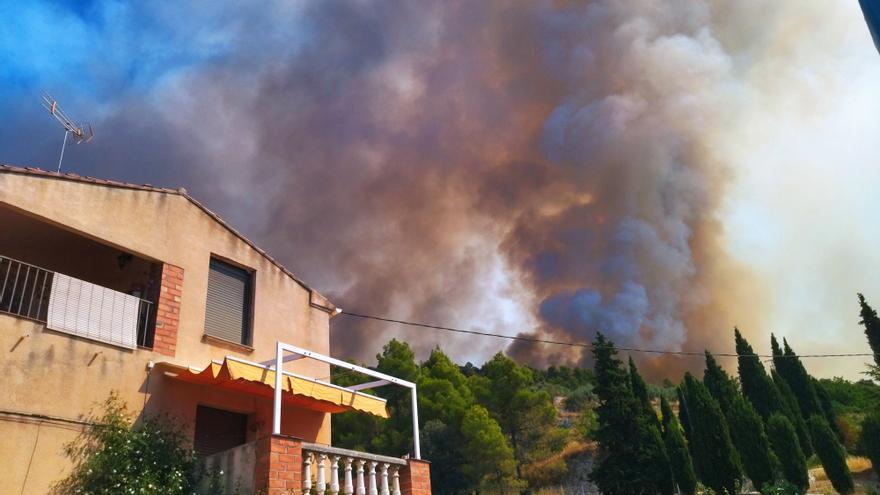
[332,294,880,494]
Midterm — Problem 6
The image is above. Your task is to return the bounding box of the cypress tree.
[860,412,880,478]
[858,293,880,376]
[680,373,741,495]
[808,415,854,495]
[676,386,692,444]
[703,352,739,412]
[660,395,676,433]
[771,335,823,419]
[771,369,814,457]
[703,352,777,491]
[660,396,697,495]
[735,330,816,456]
[735,328,782,419]
[811,377,842,441]
[590,333,674,495]
[629,357,660,429]
[766,413,809,493]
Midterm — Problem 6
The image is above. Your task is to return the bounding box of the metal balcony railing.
[0,255,155,349]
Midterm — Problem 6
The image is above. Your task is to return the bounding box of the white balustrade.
[356,459,366,495]
[330,455,340,495]
[380,463,390,495]
[317,454,327,495]
[368,461,378,495]
[343,457,354,495]
[303,453,313,492]
[391,466,401,495]
[301,444,408,495]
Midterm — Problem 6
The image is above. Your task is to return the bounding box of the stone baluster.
[356,459,366,495]
[304,452,313,492]
[368,461,378,495]
[316,453,327,495]
[343,457,354,495]
[391,466,401,495]
[379,463,390,495]
[330,455,340,495]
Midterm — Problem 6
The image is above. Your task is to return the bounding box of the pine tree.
[808,415,854,495]
[590,333,674,495]
[771,369,814,457]
[660,396,697,495]
[858,293,880,376]
[771,335,823,419]
[703,352,777,491]
[680,373,741,495]
[766,414,809,493]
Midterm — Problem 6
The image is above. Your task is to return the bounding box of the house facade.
[0,165,429,495]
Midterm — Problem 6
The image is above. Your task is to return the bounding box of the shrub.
[808,415,854,495]
[760,479,800,495]
[54,393,198,495]
[564,384,595,412]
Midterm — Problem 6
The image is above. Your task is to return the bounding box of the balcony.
[180,343,430,495]
[0,255,155,349]
[0,204,163,349]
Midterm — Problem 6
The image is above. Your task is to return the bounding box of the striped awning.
[157,357,389,418]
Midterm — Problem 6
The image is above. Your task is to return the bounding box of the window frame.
[204,255,255,346]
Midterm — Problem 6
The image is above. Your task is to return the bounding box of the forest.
[331,294,880,494]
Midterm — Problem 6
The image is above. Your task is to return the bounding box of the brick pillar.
[399,459,431,495]
[153,263,183,356]
[254,435,303,495]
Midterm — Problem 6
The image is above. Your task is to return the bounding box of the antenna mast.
[41,92,93,173]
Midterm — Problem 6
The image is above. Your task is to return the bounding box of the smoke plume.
[2,0,876,377]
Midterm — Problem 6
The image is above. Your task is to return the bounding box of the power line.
[340,311,875,360]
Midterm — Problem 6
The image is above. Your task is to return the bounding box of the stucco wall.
[0,171,337,494]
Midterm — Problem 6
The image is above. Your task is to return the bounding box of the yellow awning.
[157,358,389,418]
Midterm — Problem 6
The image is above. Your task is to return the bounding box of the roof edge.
[0,164,335,308]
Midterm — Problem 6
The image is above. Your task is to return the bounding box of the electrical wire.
[340,311,876,360]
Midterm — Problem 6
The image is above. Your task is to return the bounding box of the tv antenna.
[41,92,93,173]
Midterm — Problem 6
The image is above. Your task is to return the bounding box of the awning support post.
[272,342,283,435]
[411,387,421,459]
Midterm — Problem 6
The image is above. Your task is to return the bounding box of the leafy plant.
[54,392,198,495]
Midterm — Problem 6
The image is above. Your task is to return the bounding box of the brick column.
[153,263,183,356]
[254,435,303,495]
[399,459,431,495]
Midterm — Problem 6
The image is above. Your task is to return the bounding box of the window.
[204,258,253,345]
[193,405,248,456]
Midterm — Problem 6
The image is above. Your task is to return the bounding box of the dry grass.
[521,441,597,487]
[808,456,877,494]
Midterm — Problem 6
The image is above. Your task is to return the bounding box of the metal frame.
[266,341,421,459]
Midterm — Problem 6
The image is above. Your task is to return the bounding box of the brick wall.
[254,435,303,495]
[399,459,432,495]
[152,263,183,356]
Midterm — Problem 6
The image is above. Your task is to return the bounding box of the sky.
[1,0,879,380]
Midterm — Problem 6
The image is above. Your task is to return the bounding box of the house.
[0,165,430,495]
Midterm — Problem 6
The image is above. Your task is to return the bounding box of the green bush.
[760,479,800,495]
[564,384,595,411]
[54,393,198,495]
[808,415,853,495]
